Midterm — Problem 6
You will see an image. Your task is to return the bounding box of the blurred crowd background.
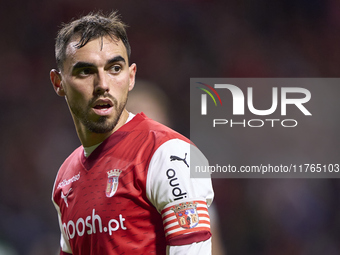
[1,0,340,254]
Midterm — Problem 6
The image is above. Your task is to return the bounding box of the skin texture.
[50,36,137,147]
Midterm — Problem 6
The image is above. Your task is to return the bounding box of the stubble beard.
[69,94,127,134]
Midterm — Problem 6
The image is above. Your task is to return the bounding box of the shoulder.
[145,135,213,213]
[130,113,191,146]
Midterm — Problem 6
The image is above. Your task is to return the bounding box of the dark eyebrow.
[107,56,126,65]
[72,62,96,71]
[72,56,126,72]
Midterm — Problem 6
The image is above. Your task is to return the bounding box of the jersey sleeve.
[146,138,214,252]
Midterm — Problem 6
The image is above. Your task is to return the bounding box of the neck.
[76,109,129,147]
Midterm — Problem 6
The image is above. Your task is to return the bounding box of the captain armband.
[161,198,211,246]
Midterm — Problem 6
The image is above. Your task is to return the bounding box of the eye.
[73,67,95,77]
[110,65,122,74]
[79,68,93,76]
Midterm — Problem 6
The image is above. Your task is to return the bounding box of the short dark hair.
[55,11,131,70]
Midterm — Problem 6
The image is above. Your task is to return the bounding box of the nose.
[94,71,109,95]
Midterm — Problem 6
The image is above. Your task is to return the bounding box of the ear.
[50,69,66,96]
[128,63,137,91]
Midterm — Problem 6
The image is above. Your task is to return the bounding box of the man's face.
[55,36,136,135]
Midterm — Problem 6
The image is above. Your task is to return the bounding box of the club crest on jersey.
[171,202,199,229]
[106,169,122,197]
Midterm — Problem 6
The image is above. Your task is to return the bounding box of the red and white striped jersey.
[52,113,214,255]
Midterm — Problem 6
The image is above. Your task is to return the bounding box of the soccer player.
[50,11,214,255]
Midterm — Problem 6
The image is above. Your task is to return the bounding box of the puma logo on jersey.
[170,153,189,168]
[61,188,72,207]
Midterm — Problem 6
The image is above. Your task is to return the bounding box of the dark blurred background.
[1,0,340,254]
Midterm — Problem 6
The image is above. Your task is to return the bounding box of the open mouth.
[92,100,114,115]
[93,103,112,109]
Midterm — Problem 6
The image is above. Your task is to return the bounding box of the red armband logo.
[161,199,210,242]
